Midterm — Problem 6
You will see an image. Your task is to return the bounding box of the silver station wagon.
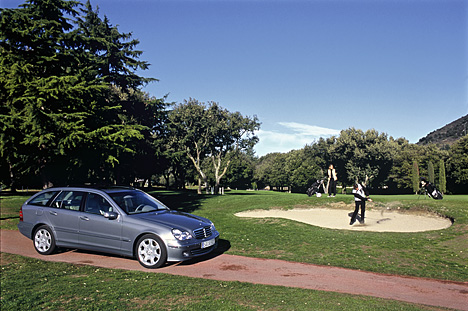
[18,187,219,268]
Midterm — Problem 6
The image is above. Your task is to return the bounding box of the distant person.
[327,164,337,197]
[350,183,372,225]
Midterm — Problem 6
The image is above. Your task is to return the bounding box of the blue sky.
[3,0,468,156]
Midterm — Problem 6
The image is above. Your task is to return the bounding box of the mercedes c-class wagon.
[18,187,219,268]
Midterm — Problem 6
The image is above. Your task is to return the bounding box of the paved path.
[1,230,467,310]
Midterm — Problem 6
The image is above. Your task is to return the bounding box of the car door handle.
[80,216,90,221]
[49,211,58,216]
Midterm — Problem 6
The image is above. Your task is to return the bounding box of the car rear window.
[51,191,86,211]
[28,191,60,206]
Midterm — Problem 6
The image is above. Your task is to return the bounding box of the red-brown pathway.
[1,230,467,310]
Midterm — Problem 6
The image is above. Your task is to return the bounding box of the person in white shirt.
[350,183,372,225]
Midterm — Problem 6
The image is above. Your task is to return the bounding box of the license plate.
[201,238,215,248]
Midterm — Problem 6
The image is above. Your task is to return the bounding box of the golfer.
[350,183,372,225]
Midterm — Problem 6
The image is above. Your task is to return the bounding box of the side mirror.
[103,211,119,220]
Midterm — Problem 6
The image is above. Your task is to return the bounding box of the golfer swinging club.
[350,183,372,225]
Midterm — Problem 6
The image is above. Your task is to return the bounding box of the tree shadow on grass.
[0,216,19,220]
[147,189,209,213]
[57,238,231,268]
[167,238,231,267]
[147,189,265,212]
[0,191,38,197]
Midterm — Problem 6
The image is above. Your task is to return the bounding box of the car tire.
[135,234,167,268]
[33,225,56,255]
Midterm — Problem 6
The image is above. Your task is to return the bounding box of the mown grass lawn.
[1,190,467,310]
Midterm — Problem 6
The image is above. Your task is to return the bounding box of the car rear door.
[46,190,85,245]
[78,192,122,251]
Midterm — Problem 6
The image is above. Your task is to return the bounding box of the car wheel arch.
[31,223,53,240]
[132,231,167,257]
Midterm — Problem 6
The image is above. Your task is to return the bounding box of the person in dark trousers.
[327,164,337,197]
[350,183,372,225]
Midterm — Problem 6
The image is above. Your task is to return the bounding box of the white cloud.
[254,122,340,156]
[278,122,341,137]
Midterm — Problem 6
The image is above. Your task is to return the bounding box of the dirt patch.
[0,253,16,266]
[220,264,247,271]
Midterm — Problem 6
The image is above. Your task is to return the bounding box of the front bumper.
[166,233,220,262]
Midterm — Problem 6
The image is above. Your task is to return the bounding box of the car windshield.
[109,191,168,214]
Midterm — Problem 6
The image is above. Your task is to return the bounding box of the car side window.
[28,191,59,206]
[85,193,113,215]
[51,191,85,211]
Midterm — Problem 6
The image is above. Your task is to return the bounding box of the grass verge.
[1,253,448,311]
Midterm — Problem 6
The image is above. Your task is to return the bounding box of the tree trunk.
[187,152,207,195]
[197,177,202,194]
[212,154,230,194]
[8,162,17,192]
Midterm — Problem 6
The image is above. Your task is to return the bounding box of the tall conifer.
[428,161,435,184]
[439,159,446,194]
[1,0,158,187]
[412,161,420,194]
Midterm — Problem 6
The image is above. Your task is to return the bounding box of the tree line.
[254,129,468,194]
[1,0,467,194]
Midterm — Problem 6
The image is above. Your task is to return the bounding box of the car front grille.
[193,226,212,239]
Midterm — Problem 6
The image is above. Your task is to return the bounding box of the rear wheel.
[33,225,56,255]
[135,234,167,268]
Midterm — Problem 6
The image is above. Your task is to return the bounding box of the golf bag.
[361,184,370,196]
[424,182,443,200]
[307,179,324,197]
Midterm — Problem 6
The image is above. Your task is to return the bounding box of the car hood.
[132,210,212,230]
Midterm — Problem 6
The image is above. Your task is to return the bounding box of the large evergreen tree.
[1,0,160,188]
[1,0,85,188]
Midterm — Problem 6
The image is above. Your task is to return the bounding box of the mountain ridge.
[417,114,468,148]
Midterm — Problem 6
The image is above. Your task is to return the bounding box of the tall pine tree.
[428,161,435,184]
[439,159,446,194]
[1,0,160,188]
[412,161,420,194]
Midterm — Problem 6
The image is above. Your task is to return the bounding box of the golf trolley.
[418,178,443,200]
[306,179,325,197]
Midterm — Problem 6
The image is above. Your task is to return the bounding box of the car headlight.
[172,229,193,241]
[210,223,216,232]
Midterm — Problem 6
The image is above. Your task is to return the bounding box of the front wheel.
[33,225,56,255]
[135,234,167,268]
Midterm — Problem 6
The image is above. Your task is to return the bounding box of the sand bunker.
[235,208,452,232]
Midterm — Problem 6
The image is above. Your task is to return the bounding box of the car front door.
[78,192,122,251]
